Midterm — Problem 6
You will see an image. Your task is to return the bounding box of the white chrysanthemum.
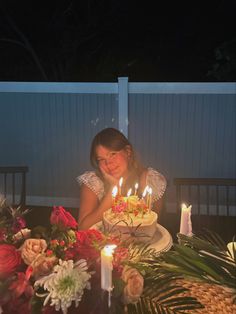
[34,259,91,314]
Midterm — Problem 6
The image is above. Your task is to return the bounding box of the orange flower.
[31,254,58,279]
[21,238,47,265]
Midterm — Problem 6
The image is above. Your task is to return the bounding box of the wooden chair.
[0,166,29,208]
[173,178,236,241]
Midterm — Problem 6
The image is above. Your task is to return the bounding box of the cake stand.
[90,222,173,255]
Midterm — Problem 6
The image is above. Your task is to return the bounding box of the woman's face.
[95,145,130,179]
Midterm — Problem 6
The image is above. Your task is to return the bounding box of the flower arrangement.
[111,194,148,217]
[1,198,234,314]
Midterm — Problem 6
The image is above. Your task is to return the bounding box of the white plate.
[90,222,173,254]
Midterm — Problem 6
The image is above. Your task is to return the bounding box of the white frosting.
[103,209,158,243]
[104,209,157,226]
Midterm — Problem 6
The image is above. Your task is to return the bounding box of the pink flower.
[121,266,144,304]
[112,201,127,213]
[12,216,26,233]
[50,206,78,230]
[0,244,22,279]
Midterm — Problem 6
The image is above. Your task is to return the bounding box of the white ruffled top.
[76,167,167,203]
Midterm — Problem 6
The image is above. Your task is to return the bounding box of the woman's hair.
[90,128,145,192]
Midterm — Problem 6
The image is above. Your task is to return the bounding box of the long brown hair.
[90,128,145,194]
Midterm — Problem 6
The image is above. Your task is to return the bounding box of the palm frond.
[158,231,236,290]
[125,273,203,314]
[196,228,228,250]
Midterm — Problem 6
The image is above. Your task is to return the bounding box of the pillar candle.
[180,203,192,236]
[101,244,117,292]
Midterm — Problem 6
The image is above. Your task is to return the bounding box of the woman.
[77,128,167,230]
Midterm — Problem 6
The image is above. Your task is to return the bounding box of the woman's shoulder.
[76,170,101,183]
[76,171,104,200]
[145,167,167,200]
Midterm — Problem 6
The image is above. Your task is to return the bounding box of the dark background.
[0,0,235,82]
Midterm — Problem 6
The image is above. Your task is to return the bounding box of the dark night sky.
[0,0,235,82]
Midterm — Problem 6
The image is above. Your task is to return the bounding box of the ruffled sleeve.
[76,171,105,201]
[146,167,167,202]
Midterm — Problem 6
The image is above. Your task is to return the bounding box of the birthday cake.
[103,193,158,243]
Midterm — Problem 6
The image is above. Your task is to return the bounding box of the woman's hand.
[100,167,118,186]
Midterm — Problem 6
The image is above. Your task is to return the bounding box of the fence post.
[118,77,129,138]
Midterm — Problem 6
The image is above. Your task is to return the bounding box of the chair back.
[0,166,29,208]
[173,178,236,216]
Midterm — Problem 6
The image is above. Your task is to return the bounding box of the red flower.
[9,268,34,299]
[66,229,105,260]
[113,247,129,275]
[50,206,78,230]
[2,297,32,314]
[0,244,22,279]
[76,229,104,244]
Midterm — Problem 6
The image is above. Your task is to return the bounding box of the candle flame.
[181,203,192,212]
[142,185,149,198]
[112,186,118,197]
[127,188,132,197]
[135,183,138,189]
[119,177,123,187]
[148,187,152,195]
[103,244,117,256]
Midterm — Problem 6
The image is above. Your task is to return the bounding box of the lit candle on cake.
[127,188,132,197]
[148,187,152,211]
[142,186,148,198]
[134,183,139,195]
[127,188,132,211]
[142,185,149,204]
[112,186,118,198]
[180,203,192,236]
[119,177,123,195]
[101,244,117,292]
[112,186,118,207]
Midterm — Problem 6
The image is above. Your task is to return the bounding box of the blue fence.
[0,79,235,212]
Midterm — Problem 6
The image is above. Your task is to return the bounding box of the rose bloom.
[76,229,105,259]
[50,206,78,230]
[65,229,104,260]
[121,266,144,304]
[76,229,104,244]
[0,244,22,279]
[31,254,58,279]
[21,238,47,265]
